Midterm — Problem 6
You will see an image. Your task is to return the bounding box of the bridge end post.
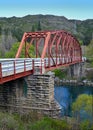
[33,59,45,74]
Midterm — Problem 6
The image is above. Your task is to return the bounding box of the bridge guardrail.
[0,58,45,78]
[0,57,82,80]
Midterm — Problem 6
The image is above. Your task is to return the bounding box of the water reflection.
[54,85,93,117]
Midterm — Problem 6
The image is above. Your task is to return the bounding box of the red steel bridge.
[0,30,82,84]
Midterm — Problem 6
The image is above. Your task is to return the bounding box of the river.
[54,85,93,119]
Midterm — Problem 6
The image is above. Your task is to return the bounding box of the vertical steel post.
[24,60,26,72]
[61,43,63,64]
[48,39,51,68]
[25,41,26,58]
[36,38,39,58]
[32,59,34,74]
[44,59,46,68]
[0,63,2,80]
[14,61,16,75]
[36,41,38,58]
[40,59,42,74]
[56,39,58,66]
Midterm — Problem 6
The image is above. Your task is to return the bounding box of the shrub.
[80,120,90,130]
[0,112,19,130]
[53,69,67,79]
[28,117,70,130]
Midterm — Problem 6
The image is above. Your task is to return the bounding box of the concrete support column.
[68,63,84,78]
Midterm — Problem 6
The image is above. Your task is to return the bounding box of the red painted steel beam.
[45,61,82,72]
[16,32,27,58]
[41,32,51,59]
[0,70,33,84]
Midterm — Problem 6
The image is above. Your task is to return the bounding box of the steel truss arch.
[16,30,82,68]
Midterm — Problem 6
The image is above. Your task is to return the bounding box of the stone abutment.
[0,73,61,118]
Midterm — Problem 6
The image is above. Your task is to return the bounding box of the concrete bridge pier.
[68,62,84,78]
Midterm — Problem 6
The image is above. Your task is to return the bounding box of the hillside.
[0,14,93,57]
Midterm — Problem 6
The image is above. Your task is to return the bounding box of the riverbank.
[55,78,93,87]
[54,66,93,87]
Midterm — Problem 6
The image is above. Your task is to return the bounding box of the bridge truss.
[0,30,82,84]
[16,30,82,69]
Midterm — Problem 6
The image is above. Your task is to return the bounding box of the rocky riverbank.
[54,66,93,87]
[55,77,93,87]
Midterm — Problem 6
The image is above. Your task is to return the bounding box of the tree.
[72,94,92,121]
[32,25,35,32]
[12,28,24,41]
[5,31,17,50]
[53,69,67,79]
[5,42,35,58]
[0,26,2,35]
[0,29,17,57]
[37,21,41,31]
[86,39,93,56]
[0,30,6,57]
[5,42,20,58]
[86,70,93,81]
[85,39,93,67]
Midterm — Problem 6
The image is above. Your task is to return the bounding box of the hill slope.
[0,14,93,56]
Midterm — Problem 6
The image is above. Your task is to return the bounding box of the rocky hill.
[0,14,93,57]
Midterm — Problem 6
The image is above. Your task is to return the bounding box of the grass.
[0,111,93,130]
[0,112,70,130]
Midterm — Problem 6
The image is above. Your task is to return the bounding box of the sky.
[0,0,93,20]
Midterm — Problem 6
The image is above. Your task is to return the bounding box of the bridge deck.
[0,58,82,84]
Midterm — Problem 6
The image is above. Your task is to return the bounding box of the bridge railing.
[0,57,82,82]
[44,57,81,68]
[0,58,45,78]
[0,59,32,77]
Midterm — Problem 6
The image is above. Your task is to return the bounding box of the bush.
[86,69,93,81]
[53,69,67,79]
[0,112,72,130]
[80,120,90,130]
[0,112,19,130]
[28,117,70,130]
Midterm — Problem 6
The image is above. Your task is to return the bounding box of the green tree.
[53,69,67,79]
[5,42,35,58]
[0,26,2,35]
[32,25,35,32]
[85,39,93,67]
[37,21,41,31]
[86,39,93,58]
[5,42,20,58]
[72,94,92,121]
[12,28,24,41]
